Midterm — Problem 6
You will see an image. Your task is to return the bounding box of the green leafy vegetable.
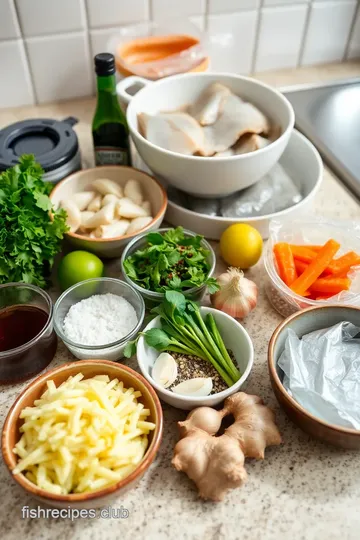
[123,226,219,294]
[124,291,241,387]
[0,155,68,287]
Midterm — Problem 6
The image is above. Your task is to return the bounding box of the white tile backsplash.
[0,40,34,106]
[0,0,359,108]
[26,33,92,103]
[0,0,20,39]
[152,0,205,18]
[347,6,360,59]
[86,0,149,28]
[16,0,85,37]
[302,1,357,65]
[208,11,258,73]
[255,5,308,72]
[209,0,260,13]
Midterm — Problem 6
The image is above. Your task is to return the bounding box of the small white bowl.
[136,307,254,410]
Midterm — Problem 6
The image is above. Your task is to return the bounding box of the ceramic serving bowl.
[137,306,254,410]
[165,129,323,240]
[49,166,167,258]
[117,72,295,197]
[2,360,163,508]
[268,305,360,449]
[54,277,145,360]
[120,228,216,305]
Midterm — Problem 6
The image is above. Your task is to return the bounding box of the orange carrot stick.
[306,245,323,252]
[294,259,308,275]
[323,251,360,275]
[290,239,340,296]
[273,243,298,286]
[310,277,351,294]
[290,245,318,264]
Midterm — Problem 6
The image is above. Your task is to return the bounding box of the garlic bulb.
[210,267,257,319]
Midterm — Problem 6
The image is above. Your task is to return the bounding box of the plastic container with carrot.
[264,219,360,317]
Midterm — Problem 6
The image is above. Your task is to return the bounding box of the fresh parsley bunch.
[0,155,68,287]
[123,227,219,294]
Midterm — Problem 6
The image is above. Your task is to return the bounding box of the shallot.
[210,267,257,319]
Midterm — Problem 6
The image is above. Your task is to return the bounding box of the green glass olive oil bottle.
[92,53,131,166]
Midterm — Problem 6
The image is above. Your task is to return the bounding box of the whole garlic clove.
[83,203,115,228]
[127,216,153,235]
[101,193,119,207]
[152,353,178,388]
[87,194,102,212]
[71,191,96,211]
[141,200,152,216]
[124,179,143,205]
[94,220,130,239]
[60,200,82,233]
[116,198,148,219]
[91,178,123,198]
[172,378,213,397]
[79,210,95,232]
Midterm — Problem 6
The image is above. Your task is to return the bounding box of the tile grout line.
[297,0,313,67]
[148,0,154,21]
[250,0,264,75]
[81,0,95,97]
[12,0,38,104]
[204,0,210,32]
[343,0,360,60]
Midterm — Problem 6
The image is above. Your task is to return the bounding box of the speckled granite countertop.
[1,62,360,540]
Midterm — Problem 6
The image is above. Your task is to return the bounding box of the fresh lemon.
[220,224,263,269]
[58,251,104,291]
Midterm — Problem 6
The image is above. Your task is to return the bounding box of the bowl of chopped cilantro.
[121,227,217,304]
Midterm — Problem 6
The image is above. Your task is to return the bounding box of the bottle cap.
[94,53,115,76]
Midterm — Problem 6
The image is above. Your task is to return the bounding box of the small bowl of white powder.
[54,278,145,360]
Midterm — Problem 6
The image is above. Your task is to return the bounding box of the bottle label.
[94,147,129,166]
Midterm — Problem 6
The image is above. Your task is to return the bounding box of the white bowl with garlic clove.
[136,307,254,410]
[117,72,294,197]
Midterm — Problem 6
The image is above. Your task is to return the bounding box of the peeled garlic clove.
[124,179,143,205]
[141,200,152,216]
[91,178,123,198]
[127,216,153,235]
[172,378,213,397]
[71,191,96,211]
[60,200,82,233]
[94,220,130,239]
[101,193,119,207]
[152,353,178,388]
[79,211,95,232]
[83,203,115,228]
[87,194,102,212]
[116,198,148,219]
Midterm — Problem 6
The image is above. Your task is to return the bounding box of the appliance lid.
[0,116,79,172]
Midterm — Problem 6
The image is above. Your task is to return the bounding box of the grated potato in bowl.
[12,373,156,495]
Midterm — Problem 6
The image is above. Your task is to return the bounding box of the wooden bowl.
[268,305,360,449]
[2,360,163,508]
[50,166,167,258]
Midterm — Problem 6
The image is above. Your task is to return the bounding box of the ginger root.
[172,392,282,501]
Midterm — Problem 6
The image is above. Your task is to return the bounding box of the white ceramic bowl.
[137,307,254,410]
[50,166,167,258]
[165,129,323,240]
[117,72,295,197]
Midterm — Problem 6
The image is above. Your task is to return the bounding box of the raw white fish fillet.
[214,134,270,157]
[138,112,204,155]
[190,82,231,126]
[202,94,269,155]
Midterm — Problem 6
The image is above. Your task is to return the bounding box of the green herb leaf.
[144,328,172,350]
[0,154,68,287]
[206,277,220,294]
[124,339,138,358]
[147,232,164,245]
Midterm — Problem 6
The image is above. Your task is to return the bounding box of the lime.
[220,224,263,269]
[58,251,104,291]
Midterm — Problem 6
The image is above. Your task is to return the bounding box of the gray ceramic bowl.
[120,228,216,305]
[268,305,360,449]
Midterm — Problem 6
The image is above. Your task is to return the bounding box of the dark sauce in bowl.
[0,305,57,383]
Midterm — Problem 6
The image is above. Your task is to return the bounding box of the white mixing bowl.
[117,72,295,197]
